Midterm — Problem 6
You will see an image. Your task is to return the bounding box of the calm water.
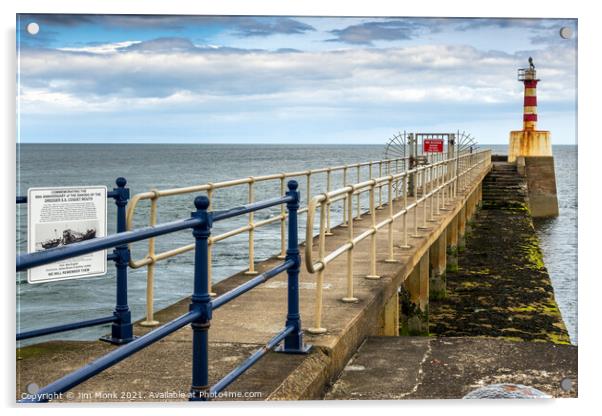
[16,144,578,345]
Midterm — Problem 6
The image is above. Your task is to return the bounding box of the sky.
[16,14,577,145]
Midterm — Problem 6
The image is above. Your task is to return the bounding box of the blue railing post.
[189,196,213,401]
[101,177,134,345]
[277,180,311,354]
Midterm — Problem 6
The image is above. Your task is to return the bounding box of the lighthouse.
[508,57,558,217]
[508,57,552,163]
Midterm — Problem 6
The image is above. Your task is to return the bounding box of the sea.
[16,144,578,345]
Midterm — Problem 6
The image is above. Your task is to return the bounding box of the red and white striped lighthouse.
[508,57,552,163]
[508,57,559,218]
[522,67,538,130]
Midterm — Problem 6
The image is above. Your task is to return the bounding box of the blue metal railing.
[17,180,310,402]
[17,177,134,344]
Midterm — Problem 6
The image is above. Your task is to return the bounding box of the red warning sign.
[423,139,444,153]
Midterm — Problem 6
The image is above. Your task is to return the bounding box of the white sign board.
[27,186,108,284]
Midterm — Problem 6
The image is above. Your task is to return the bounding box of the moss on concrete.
[429,203,571,345]
[446,263,458,273]
[399,287,429,336]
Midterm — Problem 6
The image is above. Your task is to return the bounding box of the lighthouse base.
[507,129,558,217]
[508,129,552,163]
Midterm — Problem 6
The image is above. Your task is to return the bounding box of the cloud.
[18,40,576,120]
[18,14,316,37]
[452,17,578,47]
[19,14,96,27]
[327,20,425,45]
[53,37,263,56]
[228,17,316,37]
[453,18,563,32]
[57,41,142,54]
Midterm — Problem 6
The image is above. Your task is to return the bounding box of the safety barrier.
[304,150,491,333]
[125,157,409,326]
[17,180,310,402]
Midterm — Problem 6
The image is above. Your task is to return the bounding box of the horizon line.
[16,141,579,146]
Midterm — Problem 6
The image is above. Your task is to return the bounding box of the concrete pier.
[17,161,490,402]
[16,155,572,402]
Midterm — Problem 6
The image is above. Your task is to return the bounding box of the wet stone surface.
[429,203,571,344]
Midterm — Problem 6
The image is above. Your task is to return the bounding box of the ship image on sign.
[27,186,107,284]
[38,224,98,250]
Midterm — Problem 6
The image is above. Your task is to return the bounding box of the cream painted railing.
[126,157,409,325]
[304,150,491,334]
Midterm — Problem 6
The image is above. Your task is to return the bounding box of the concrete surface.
[325,337,577,400]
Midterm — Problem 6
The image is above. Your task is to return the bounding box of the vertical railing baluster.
[412,168,420,238]
[428,162,437,222]
[342,188,358,303]
[400,173,411,249]
[385,177,396,263]
[356,164,362,220]
[278,176,286,259]
[420,166,429,230]
[308,201,327,334]
[102,177,134,344]
[325,169,333,236]
[141,189,160,327]
[206,187,216,296]
[245,179,257,275]
[377,161,383,210]
[190,196,212,401]
[395,159,400,200]
[278,181,310,353]
[366,183,380,279]
[342,166,348,227]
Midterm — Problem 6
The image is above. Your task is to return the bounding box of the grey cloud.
[122,37,196,52]
[98,15,316,35]
[327,20,426,45]
[18,14,316,37]
[19,14,96,27]
[229,17,316,37]
[454,18,550,31]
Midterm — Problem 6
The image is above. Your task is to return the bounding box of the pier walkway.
[17,150,491,401]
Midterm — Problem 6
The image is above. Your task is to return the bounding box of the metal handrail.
[125,156,410,325]
[18,181,310,402]
[304,150,492,333]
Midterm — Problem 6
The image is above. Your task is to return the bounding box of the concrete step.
[485,177,523,182]
[483,186,526,190]
[483,188,526,191]
[485,177,522,182]
[483,189,527,194]
[482,163,528,206]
